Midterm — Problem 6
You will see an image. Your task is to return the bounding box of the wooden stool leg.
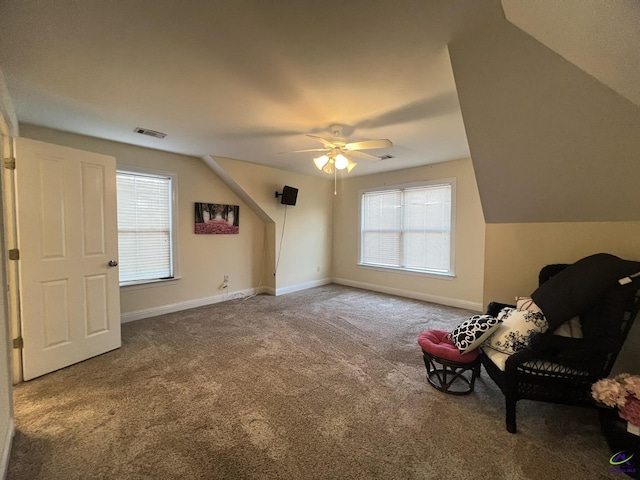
[422,351,479,395]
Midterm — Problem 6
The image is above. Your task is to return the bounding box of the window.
[360,180,455,275]
[116,168,177,285]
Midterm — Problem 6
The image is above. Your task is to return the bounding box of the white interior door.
[15,137,121,380]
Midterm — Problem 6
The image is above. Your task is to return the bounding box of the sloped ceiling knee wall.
[448,22,640,224]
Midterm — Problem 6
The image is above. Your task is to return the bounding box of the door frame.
[2,135,21,384]
[0,88,21,384]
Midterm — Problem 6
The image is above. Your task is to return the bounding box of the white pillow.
[483,307,548,355]
[515,296,582,338]
[515,296,542,312]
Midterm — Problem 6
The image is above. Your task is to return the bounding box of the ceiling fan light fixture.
[334,153,349,170]
[322,160,335,175]
[313,155,329,170]
[283,124,392,177]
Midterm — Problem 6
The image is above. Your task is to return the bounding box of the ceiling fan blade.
[344,150,381,161]
[280,148,328,154]
[345,139,392,150]
[307,134,336,149]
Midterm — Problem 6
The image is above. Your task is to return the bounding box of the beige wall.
[484,222,640,305]
[212,157,334,293]
[484,221,640,372]
[332,158,485,311]
[19,125,266,318]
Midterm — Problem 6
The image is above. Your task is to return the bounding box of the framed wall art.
[195,202,239,234]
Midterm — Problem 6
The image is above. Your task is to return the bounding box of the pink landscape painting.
[195,202,239,234]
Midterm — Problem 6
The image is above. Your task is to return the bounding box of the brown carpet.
[8,285,619,479]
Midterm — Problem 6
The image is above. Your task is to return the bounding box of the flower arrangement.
[592,373,640,429]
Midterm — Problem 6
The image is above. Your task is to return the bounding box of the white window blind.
[116,171,173,284]
[362,190,402,267]
[361,182,453,274]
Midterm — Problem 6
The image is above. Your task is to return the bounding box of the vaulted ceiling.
[1,0,638,222]
[502,0,640,108]
[0,0,504,177]
[450,0,640,222]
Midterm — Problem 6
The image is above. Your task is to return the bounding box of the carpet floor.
[7,285,621,479]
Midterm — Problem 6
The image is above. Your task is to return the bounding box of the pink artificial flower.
[619,396,640,427]
[622,376,640,399]
[592,378,628,408]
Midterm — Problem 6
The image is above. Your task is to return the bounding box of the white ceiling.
[0,0,505,177]
[502,0,640,107]
[1,1,637,180]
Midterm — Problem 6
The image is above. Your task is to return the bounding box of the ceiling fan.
[285,124,393,174]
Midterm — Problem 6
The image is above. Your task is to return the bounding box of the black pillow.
[531,253,640,330]
[580,283,636,344]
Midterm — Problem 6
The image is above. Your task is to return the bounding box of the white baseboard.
[275,278,332,296]
[120,287,264,323]
[331,277,483,312]
[260,286,276,296]
[120,277,480,323]
[121,279,333,324]
[1,418,14,480]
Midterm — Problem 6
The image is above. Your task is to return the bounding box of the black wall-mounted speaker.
[276,185,298,206]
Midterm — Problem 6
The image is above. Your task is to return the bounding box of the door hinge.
[8,249,19,260]
[3,157,16,169]
[13,337,23,349]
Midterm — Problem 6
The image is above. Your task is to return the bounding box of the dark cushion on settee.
[580,283,637,345]
[531,253,640,331]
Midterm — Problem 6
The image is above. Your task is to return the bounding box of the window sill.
[120,277,181,291]
[357,263,455,280]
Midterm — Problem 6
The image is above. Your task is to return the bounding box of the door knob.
[108,260,118,267]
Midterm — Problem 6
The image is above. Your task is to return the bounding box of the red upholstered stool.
[418,329,481,395]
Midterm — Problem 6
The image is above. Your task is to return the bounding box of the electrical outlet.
[224,275,229,282]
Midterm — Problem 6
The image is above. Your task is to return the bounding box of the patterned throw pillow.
[497,307,516,321]
[448,315,503,354]
[483,307,548,355]
[515,296,542,312]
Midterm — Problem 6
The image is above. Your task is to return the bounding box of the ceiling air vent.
[134,127,167,139]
